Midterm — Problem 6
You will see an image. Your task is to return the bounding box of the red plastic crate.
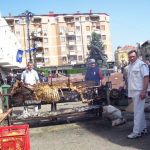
[0,124,30,150]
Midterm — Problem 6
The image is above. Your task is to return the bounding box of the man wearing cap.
[85,59,103,86]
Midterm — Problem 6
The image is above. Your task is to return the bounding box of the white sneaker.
[127,132,141,139]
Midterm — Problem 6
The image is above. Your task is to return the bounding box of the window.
[62,56,67,62]
[101,35,106,40]
[15,20,19,24]
[45,58,49,63]
[43,38,48,43]
[101,25,105,31]
[96,26,100,29]
[76,26,80,31]
[68,45,75,50]
[76,36,81,41]
[85,17,89,21]
[103,45,107,50]
[33,18,41,23]
[43,29,48,36]
[67,36,75,41]
[78,55,83,61]
[86,26,90,31]
[45,48,49,53]
[75,17,79,21]
[59,26,65,34]
[87,35,91,41]
[60,37,65,42]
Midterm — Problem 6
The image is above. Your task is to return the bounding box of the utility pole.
[21,10,34,62]
[31,32,37,68]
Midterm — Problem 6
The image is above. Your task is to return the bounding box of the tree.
[87,32,108,67]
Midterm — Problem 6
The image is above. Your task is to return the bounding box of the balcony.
[67,41,76,45]
[35,41,43,48]
[93,29,101,34]
[66,31,75,36]
[33,31,43,39]
[5,18,14,26]
[90,15,100,22]
[36,52,44,58]
[33,17,42,24]
[69,51,76,55]
[67,45,76,51]
[64,15,74,23]
[36,62,44,67]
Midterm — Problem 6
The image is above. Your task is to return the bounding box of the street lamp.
[21,10,34,62]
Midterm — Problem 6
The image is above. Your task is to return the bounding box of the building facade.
[5,11,112,68]
[114,45,137,68]
[139,40,150,61]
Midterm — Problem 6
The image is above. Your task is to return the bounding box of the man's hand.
[20,81,24,86]
[140,90,147,100]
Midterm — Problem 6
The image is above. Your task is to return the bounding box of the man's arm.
[35,71,40,83]
[98,69,103,80]
[143,76,149,92]
[140,75,149,100]
[20,72,24,82]
[98,69,103,85]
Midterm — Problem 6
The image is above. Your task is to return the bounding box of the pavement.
[29,112,150,150]
[28,72,150,150]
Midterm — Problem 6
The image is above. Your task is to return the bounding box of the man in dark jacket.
[85,59,103,86]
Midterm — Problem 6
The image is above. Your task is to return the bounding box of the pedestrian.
[122,63,129,90]
[0,73,4,86]
[6,70,15,85]
[85,59,103,86]
[127,50,149,139]
[145,60,150,96]
[21,62,41,116]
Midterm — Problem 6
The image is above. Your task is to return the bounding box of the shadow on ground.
[75,113,150,150]
[28,112,150,150]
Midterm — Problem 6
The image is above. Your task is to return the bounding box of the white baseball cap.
[88,59,95,64]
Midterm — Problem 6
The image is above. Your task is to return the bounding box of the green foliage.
[87,32,108,67]
[36,68,49,76]
[65,68,86,74]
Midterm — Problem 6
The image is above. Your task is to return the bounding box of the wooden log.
[0,108,12,123]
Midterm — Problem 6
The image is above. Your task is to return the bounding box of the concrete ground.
[29,111,150,150]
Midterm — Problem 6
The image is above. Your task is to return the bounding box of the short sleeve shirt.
[21,69,39,85]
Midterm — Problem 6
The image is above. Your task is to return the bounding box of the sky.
[0,0,150,54]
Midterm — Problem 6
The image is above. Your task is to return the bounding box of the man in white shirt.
[127,50,149,139]
[21,62,39,86]
[21,62,40,116]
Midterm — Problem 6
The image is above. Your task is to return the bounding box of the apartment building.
[5,11,112,68]
[139,40,150,61]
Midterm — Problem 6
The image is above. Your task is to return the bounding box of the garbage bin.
[0,93,3,113]
[0,84,11,109]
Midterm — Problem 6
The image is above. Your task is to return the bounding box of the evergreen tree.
[87,32,107,66]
